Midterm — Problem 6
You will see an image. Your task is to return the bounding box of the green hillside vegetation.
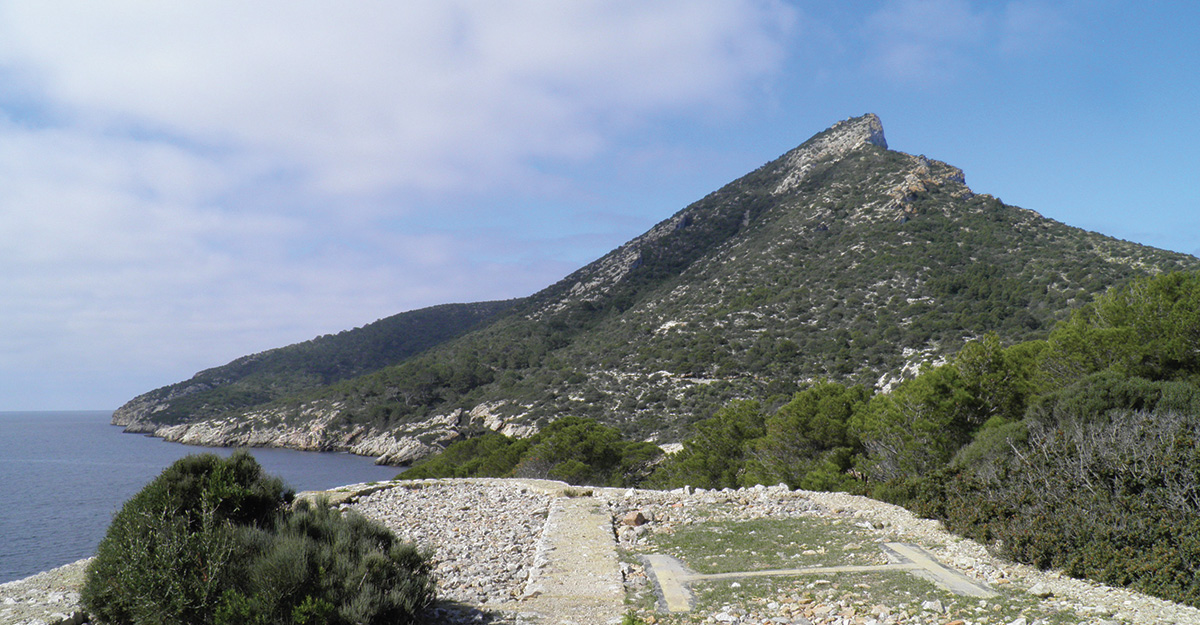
[118,300,516,425]
[647,271,1200,607]
[401,416,662,487]
[162,116,1197,445]
[407,271,1200,606]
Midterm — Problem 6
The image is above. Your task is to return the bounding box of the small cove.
[0,410,402,584]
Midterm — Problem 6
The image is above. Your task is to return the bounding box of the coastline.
[0,411,402,588]
[111,408,460,466]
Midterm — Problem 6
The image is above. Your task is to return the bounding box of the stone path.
[644,542,998,613]
[515,495,626,625]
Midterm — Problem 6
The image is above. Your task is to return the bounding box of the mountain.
[113,114,1200,463]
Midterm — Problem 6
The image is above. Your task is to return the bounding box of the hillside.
[113,114,1200,462]
[113,299,517,427]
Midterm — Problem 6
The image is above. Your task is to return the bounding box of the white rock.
[1028,582,1054,598]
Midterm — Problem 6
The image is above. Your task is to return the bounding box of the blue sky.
[0,1,1196,410]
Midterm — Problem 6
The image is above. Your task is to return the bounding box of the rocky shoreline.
[5,480,1200,625]
[112,408,451,466]
[111,398,537,468]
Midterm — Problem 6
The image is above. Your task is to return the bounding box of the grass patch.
[640,516,881,574]
[626,515,1090,625]
[638,570,1084,625]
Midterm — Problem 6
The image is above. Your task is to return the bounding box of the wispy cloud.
[0,1,797,408]
[0,1,795,196]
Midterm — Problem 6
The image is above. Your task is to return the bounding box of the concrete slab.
[882,542,998,598]
[643,542,997,613]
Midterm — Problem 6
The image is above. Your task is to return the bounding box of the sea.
[0,410,403,584]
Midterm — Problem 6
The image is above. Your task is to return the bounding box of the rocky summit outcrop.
[772,113,887,196]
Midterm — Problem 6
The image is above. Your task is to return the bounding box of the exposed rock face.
[773,113,888,195]
[118,404,461,465]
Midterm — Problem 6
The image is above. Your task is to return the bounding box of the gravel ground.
[0,560,89,625]
[345,479,553,607]
[6,480,1200,625]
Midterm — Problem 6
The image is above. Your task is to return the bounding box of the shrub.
[223,502,434,625]
[401,416,662,487]
[82,452,290,624]
[82,452,434,625]
[742,381,868,490]
[648,400,765,490]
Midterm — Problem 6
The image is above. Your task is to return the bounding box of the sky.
[0,1,1197,410]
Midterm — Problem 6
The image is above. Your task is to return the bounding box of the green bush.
[222,502,434,625]
[895,407,1200,607]
[400,416,662,487]
[648,400,765,490]
[81,452,434,625]
[742,381,868,490]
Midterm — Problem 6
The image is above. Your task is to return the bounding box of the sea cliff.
[112,391,542,465]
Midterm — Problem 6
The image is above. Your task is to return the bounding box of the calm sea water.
[0,410,403,584]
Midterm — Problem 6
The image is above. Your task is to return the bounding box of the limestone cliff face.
[125,403,463,465]
[772,113,888,196]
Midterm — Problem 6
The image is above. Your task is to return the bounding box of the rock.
[920,599,944,613]
[347,480,553,606]
[1028,582,1054,598]
[623,511,647,526]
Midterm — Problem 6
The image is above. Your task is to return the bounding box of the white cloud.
[0,1,795,196]
[0,1,797,408]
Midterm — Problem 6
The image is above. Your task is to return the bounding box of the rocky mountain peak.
[773,113,888,195]
[830,112,888,149]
